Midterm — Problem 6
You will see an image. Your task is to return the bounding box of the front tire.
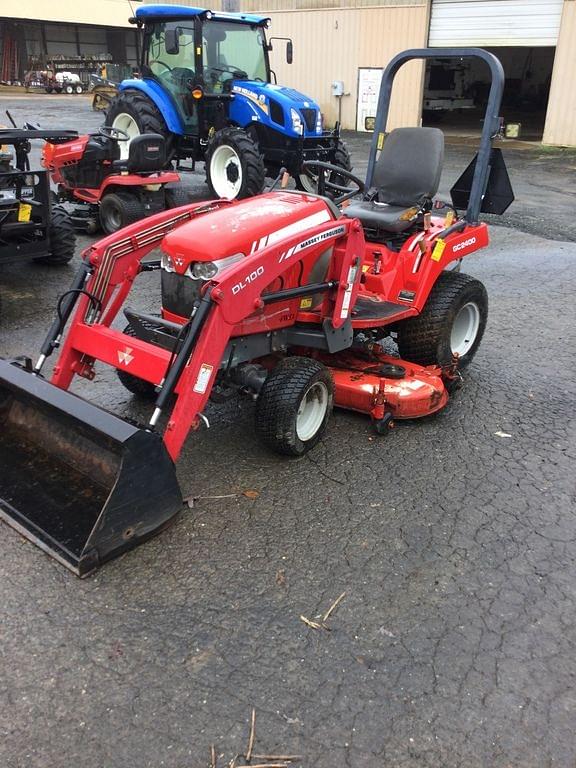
[116,324,158,399]
[255,357,333,456]
[205,127,265,200]
[106,90,174,163]
[397,271,488,369]
[36,205,76,265]
[296,139,352,194]
[100,191,145,234]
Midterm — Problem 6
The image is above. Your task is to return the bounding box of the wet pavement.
[1,94,576,768]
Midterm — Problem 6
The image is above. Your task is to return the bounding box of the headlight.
[316,111,323,134]
[191,261,218,280]
[290,108,303,135]
[161,252,176,272]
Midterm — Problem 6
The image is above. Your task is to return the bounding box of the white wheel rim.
[111,112,140,160]
[451,301,481,357]
[296,381,329,442]
[210,145,243,199]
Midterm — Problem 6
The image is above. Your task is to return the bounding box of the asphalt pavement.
[1,94,576,768]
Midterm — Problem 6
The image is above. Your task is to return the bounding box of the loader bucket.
[0,360,183,577]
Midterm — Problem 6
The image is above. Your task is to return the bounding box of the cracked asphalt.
[1,95,576,767]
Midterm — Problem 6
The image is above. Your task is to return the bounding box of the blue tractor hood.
[229,80,323,138]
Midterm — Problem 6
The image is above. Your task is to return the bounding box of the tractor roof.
[134,5,269,26]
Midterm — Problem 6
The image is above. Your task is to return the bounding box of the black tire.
[255,357,334,457]
[296,139,352,193]
[397,271,488,369]
[100,191,145,234]
[165,184,190,209]
[106,89,174,165]
[36,205,76,265]
[116,324,158,399]
[205,127,265,200]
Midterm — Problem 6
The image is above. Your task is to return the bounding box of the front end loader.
[0,48,513,577]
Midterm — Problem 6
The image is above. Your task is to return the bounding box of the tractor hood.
[161,192,336,272]
[230,80,324,138]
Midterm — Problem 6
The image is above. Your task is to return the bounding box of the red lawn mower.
[42,126,187,234]
[0,48,513,576]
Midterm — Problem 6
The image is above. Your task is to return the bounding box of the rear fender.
[118,79,184,135]
[99,172,180,194]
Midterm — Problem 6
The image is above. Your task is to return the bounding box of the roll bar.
[366,48,505,225]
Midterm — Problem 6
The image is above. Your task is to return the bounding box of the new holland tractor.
[106,4,351,200]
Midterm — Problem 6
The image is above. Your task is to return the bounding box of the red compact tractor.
[42,126,187,234]
[0,49,513,576]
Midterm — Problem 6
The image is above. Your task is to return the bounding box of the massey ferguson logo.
[453,237,477,253]
[118,347,134,366]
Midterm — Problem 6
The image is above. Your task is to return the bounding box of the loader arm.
[48,207,364,461]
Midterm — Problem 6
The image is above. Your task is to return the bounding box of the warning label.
[193,363,214,394]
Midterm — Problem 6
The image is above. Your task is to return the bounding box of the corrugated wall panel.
[543,1,576,146]
[266,5,429,129]
[429,0,564,47]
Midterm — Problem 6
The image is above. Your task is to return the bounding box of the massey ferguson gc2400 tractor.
[0,49,513,577]
[105,4,351,199]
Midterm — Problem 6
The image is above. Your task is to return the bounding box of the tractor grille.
[300,108,317,132]
[161,270,202,319]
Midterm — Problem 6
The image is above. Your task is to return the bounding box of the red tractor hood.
[161,192,336,273]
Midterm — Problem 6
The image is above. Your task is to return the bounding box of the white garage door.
[429,0,564,47]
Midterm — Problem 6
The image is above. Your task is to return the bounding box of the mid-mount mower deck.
[0,48,513,577]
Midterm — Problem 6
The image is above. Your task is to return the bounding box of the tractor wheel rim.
[211,145,243,199]
[296,381,328,442]
[111,112,140,160]
[451,301,481,357]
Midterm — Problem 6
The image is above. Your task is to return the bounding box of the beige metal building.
[0,0,575,146]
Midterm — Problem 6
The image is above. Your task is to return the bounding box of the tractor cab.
[107,5,350,200]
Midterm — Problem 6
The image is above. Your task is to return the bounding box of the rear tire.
[36,205,76,265]
[116,324,158,399]
[205,127,265,200]
[397,271,488,369]
[100,191,145,234]
[106,90,174,164]
[255,357,333,456]
[165,184,189,209]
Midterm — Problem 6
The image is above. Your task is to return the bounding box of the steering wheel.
[99,125,130,141]
[149,60,173,75]
[301,161,365,204]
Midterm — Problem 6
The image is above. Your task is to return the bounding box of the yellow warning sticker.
[18,203,32,222]
[377,132,385,150]
[431,239,446,262]
[362,264,371,273]
[299,297,313,310]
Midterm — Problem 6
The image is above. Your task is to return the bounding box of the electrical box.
[331,80,344,97]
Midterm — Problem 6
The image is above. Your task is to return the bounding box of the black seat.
[344,127,444,233]
[113,133,166,173]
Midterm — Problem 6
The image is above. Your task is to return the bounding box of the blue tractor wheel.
[205,127,265,200]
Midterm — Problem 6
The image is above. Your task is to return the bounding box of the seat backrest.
[126,133,166,173]
[371,127,444,207]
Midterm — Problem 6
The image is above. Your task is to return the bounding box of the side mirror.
[286,40,293,64]
[165,28,180,56]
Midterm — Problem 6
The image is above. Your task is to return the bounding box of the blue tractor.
[106,4,352,200]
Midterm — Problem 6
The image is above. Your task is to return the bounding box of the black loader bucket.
[0,360,183,577]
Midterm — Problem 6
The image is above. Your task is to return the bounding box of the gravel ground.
[1,94,575,768]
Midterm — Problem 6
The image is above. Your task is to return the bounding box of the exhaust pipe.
[0,360,183,577]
